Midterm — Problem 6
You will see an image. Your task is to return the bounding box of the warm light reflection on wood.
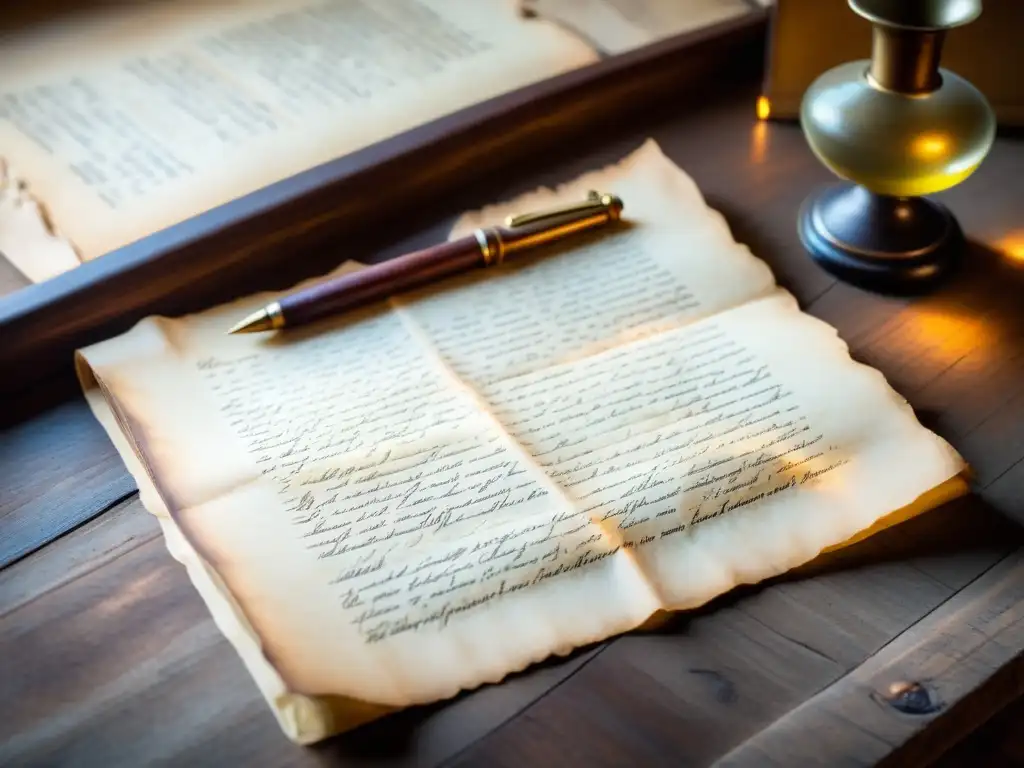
[750,121,769,165]
[997,231,1024,264]
[900,307,992,366]
[95,570,165,618]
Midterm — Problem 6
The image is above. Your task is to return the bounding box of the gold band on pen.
[473,228,505,267]
[473,229,491,264]
[266,301,285,329]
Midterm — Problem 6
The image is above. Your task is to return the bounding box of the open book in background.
[0,0,774,290]
[0,0,597,282]
[77,141,967,744]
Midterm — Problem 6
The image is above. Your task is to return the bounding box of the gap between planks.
[0,492,155,618]
[715,546,1024,767]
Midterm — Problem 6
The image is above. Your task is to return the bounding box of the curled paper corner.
[0,157,83,283]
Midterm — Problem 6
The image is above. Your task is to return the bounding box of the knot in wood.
[882,681,943,715]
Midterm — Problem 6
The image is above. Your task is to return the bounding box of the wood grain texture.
[0,494,1017,767]
[451,499,1022,768]
[0,396,135,569]
[0,497,605,768]
[2,66,1024,768]
[932,692,1024,767]
[716,549,1024,767]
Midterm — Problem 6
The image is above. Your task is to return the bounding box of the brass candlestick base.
[798,0,994,293]
[798,184,963,291]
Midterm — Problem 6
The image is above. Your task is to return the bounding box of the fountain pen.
[227,191,624,334]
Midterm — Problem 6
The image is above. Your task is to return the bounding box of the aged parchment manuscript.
[0,0,596,280]
[78,141,966,743]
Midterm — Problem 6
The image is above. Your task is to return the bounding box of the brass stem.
[869,26,945,95]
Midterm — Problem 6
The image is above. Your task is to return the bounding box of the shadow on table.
[310,641,606,767]
[654,491,1022,637]
[788,492,1021,580]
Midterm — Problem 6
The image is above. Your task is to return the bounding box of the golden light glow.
[898,306,993,368]
[750,121,769,164]
[911,132,949,160]
[756,96,771,121]
[998,231,1024,264]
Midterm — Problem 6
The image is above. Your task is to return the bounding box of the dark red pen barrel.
[279,236,483,327]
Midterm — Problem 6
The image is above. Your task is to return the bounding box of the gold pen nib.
[228,308,274,335]
[227,301,285,334]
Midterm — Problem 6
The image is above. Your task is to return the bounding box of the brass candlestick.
[798,0,995,291]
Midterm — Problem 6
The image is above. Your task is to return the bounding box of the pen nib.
[228,308,274,335]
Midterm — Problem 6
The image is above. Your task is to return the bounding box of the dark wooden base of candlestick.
[798,184,963,293]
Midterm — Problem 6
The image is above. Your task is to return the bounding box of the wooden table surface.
[2,86,1024,767]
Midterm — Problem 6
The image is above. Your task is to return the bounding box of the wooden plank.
[0,496,605,768]
[0,395,135,569]
[450,499,1019,767]
[804,242,1024,524]
[738,498,1021,669]
[1,461,1014,765]
[0,496,160,618]
[930,690,1024,766]
[987,459,1024,526]
[850,495,1023,593]
[448,605,844,768]
[715,548,1024,768]
[1,497,1013,768]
